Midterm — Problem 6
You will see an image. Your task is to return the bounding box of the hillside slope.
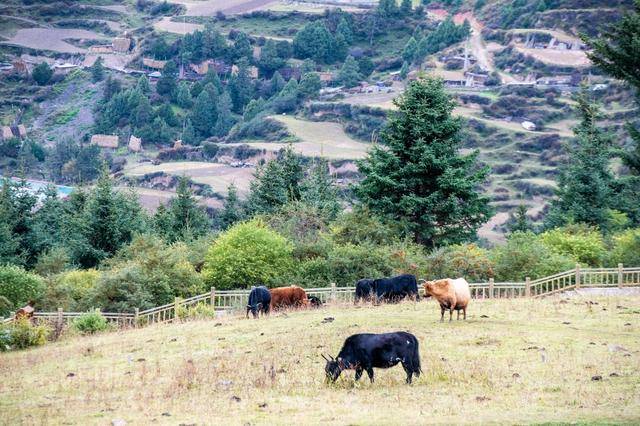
[1,297,639,424]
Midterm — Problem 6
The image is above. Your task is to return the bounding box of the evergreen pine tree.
[82,168,123,264]
[338,55,361,88]
[270,71,286,96]
[228,59,254,113]
[247,160,288,214]
[91,56,105,82]
[356,78,492,247]
[402,37,418,63]
[219,183,244,230]
[508,204,531,233]
[301,159,341,220]
[190,89,218,138]
[215,91,235,137]
[136,74,150,94]
[279,145,303,202]
[400,61,410,79]
[545,89,614,229]
[176,81,193,108]
[299,72,321,98]
[585,3,640,223]
[156,60,178,97]
[165,176,211,241]
[336,17,354,44]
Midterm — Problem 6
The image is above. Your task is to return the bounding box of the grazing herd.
[245,274,471,385]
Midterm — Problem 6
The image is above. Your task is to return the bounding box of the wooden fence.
[3,264,639,329]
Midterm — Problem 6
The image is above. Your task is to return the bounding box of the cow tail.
[412,337,421,376]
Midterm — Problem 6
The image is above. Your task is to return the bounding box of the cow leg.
[449,308,453,322]
[463,307,466,320]
[355,368,363,381]
[440,305,445,322]
[402,361,413,384]
[366,367,374,383]
[457,310,460,320]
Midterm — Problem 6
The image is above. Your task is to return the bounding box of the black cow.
[354,279,374,303]
[246,286,271,318]
[308,295,323,308]
[323,332,421,384]
[372,274,419,303]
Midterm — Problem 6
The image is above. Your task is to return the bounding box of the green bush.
[203,220,294,289]
[176,302,218,320]
[0,319,50,351]
[426,244,494,282]
[329,208,403,246]
[0,266,46,316]
[44,269,100,311]
[609,228,640,267]
[539,225,607,266]
[290,242,427,287]
[71,310,110,335]
[491,232,575,281]
[90,235,205,312]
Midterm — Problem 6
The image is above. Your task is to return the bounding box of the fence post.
[134,308,139,328]
[525,277,531,297]
[57,307,63,330]
[618,263,623,288]
[330,282,336,303]
[488,278,494,299]
[575,264,581,289]
[210,286,216,307]
[174,296,180,322]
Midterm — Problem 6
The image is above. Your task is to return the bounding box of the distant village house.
[142,58,167,70]
[128,135,142,152]
[91,134,119,149]
[0,125,27,141]
[112,37,132,53]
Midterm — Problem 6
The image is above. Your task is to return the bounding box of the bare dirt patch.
[122,186,223,212]
[513,45,590,67]
[124,161,255,195]
[166,0,275,15]
[272,115,371,159]
[1,27,107,53]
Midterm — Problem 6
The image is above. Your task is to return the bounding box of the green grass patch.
[50,107,80,125]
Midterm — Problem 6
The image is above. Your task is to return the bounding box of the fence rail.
[3,264,639,329]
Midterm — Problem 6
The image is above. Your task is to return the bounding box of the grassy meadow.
[1,296,639,424]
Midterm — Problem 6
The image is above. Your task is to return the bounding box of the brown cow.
[422,278,470,322]
[269,285,309,311]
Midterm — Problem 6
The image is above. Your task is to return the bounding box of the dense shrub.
[290,241,427,287]
[203,220,294,289]
[71,310,110,335]
[90,235,205,312]
[0,319,50,351]
[43,269,100,311]
[491,232,575,281]
[609,228,640,267]
[330,208,403,246]
[176,301,218,320]
[0,266,46,316]
[291,244,393,287]
[539,225,607,266]
[425,244,494,282]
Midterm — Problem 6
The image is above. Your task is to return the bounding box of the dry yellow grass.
[123,161,254,195]
[1,296,639,424]
[272,115,371,159]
